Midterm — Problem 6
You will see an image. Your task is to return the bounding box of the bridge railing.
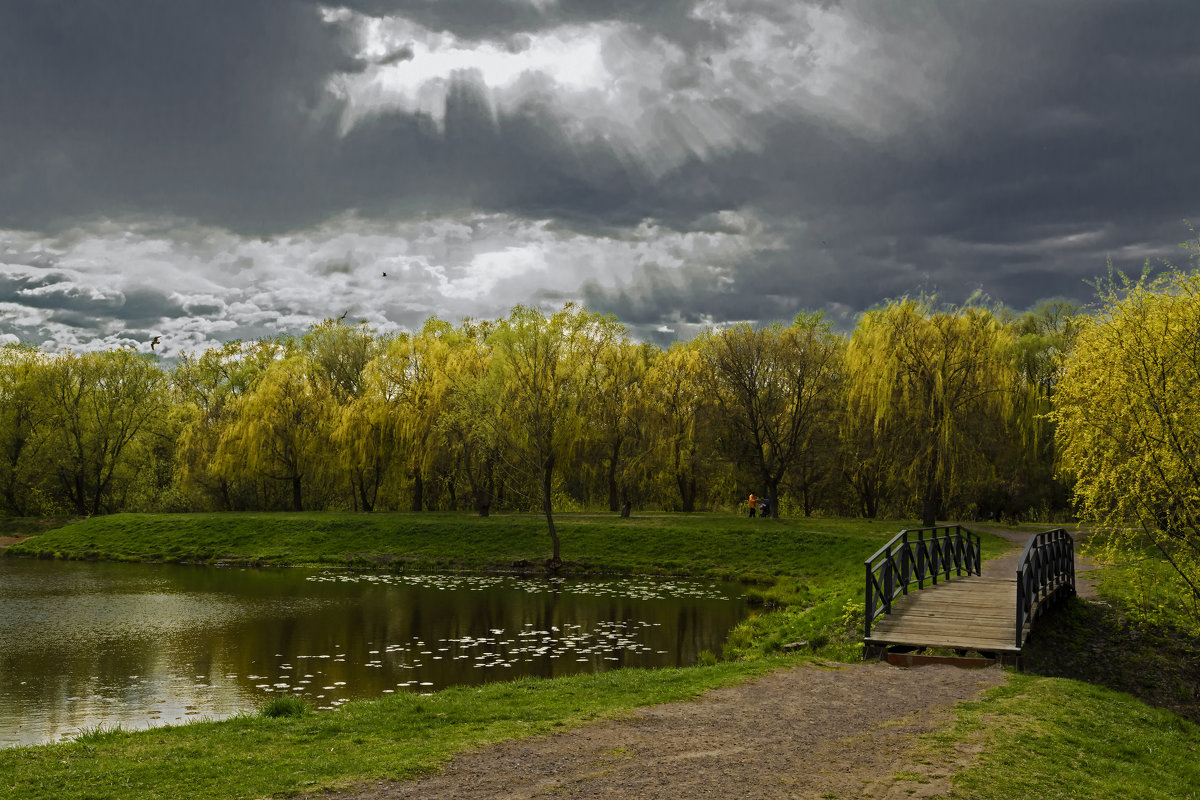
[864,525,982,638]
[1015,528,1075,648]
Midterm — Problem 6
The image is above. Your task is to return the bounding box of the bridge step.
[885,652,1012,669]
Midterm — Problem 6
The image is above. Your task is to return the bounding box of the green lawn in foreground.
[933,672,1200,799]
[0,659,790,800]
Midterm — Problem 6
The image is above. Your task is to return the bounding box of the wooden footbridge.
[863,525,1075,664]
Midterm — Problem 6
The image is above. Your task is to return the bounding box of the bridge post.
[864,561,874,638]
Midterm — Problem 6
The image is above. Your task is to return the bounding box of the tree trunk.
[410,470,423,512]
[679,475,696,513]
[291,475,303,512]
[768,477,781,519]
[357,477,374,512]
[863,483,878,519]
[607,439,622,512]
[921,445,939,527]
[542,461,561,567]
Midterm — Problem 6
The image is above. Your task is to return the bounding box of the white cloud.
[0,209,777,354]
[322,1,957,178]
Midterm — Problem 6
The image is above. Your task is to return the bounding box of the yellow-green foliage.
[1055,266,1200,615]
[0,296,1077,521]
[846,296,1022,524]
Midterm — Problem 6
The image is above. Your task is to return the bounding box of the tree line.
[0,295,1078,534]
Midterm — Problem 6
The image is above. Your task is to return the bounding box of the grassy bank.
[2,511,928,578]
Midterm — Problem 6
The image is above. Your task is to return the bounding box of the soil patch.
[320,662,1005,800]
[0,516,80,551]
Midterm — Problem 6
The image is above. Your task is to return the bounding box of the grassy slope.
[934,672,1200,799]
[2,511,932,579]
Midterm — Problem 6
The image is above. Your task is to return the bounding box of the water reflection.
[0,559,745,748]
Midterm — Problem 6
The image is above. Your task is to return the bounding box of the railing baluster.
[1013,528,1076,648]
[865,524,987,645]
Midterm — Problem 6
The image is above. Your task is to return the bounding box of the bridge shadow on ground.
[1021,596,1200,725]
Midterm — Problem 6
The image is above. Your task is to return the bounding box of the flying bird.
[150,336,161,351]
[338,311,349,322]
[382,271,387,277]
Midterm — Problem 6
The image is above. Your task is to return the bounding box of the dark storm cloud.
[584,0,1200,321]
[3,0,1200,347]
[0,268,186,324]
[329,73,654,226]
[0,0,355,231]
[0,0,677,234]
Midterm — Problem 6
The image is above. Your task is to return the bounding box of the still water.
[0,559,747,748]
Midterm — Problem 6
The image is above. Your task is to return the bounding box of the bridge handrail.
[1015,528,1075,648]
[864,525,981,638]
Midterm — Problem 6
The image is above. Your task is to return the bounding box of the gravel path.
[320,662,1005,800]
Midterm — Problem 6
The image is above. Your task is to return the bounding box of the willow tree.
[644,339,715,512]
[438,322,501,516]
[847,297,1018,526]
[1054,268,1200,615]
[358,320,454,511]
[1005,299,1080,516]
[173,339,286,510]
[487,304,610,565]
[216,355,333,511]
[0,344,52,514]
[585,333,647,513]
[41,348,169,515]
[704,313,843,518]
[303,319,390,510]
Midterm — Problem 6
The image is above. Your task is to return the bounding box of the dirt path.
[0,535,30,552]
[321,662,1004,800]
[971,525,1099,599]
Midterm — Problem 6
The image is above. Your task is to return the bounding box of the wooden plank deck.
[865,575,1022,654]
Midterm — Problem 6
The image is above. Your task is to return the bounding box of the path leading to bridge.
[319,661,1004,800]
[971,525,1098,600]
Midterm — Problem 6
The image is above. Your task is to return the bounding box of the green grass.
[934,672,1200,799]
[0,657,792,800]
[3,511,942,579]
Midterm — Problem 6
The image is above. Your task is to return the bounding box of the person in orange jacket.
[747,492,757,518]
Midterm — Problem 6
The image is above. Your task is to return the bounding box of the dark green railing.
[1015,528,1075,648]
[864,525,981,638]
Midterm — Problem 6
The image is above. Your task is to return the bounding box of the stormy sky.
[2,0,1197,356]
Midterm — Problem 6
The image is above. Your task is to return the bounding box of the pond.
[0,558,748,748]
